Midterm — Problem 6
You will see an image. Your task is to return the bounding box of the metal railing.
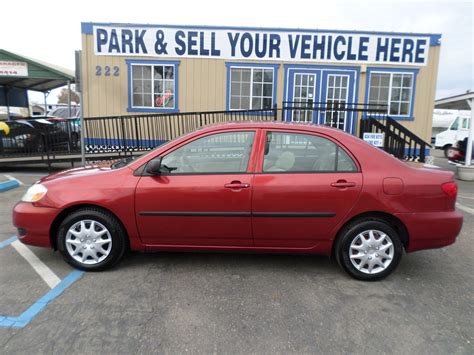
[0,119,81,158]
[359,116,431,162]
[0,109,276,167]
[83,108,276,156]
[0,104,430,167]
[282,101,387,130]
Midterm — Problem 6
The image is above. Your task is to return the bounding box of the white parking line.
[11,241,61,289]
[3,174,24,186]
[458,194,474,200]
[456,203,474,215]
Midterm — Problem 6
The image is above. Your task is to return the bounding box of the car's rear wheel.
[36,137,46,153]
[71,132,80,149]
[335,220,403,281]
[57,208,127,271]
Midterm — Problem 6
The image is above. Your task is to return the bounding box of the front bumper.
[12,202,60,248]
[395,210,463,252]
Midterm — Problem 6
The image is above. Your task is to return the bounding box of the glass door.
[292,73,317,122]
[324,74,350,130]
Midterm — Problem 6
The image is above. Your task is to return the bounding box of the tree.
[57,86,80,104]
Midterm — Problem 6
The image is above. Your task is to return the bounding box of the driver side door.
[135,129,257,247]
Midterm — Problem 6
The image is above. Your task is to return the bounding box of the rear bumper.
[12,202,60,248]
[395,210,463,252]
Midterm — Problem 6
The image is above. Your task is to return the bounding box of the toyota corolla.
[13,122,463,281]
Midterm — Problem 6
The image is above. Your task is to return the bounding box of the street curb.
[0,179,20,192]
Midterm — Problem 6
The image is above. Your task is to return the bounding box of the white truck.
[434,114,471,157]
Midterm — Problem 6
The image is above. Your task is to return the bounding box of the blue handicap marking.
[0,236,84,328]
[0,236,18,249]
[0,179,20,193]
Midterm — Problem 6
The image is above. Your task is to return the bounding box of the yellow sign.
[0,122,10,135]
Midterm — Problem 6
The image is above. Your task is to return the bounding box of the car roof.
[198,120,354,138]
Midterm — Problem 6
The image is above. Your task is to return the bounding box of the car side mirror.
[146,157,163,175]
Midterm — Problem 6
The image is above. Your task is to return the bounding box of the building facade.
[80,22,441,142]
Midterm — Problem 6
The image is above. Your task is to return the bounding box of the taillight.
[441,181,458,198]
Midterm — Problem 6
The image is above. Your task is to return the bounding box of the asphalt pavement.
[0,154,473,354]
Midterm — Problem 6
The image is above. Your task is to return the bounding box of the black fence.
[0,103,429,167]
[0,118,81,158]
[282,101,388,129]
[0,109,276,167]
[84,108,276,156]
[359,115,430,162]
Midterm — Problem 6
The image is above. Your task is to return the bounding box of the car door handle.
[331,180,356,188]
[224,181,250,189]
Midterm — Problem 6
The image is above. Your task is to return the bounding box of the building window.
[127,60,179,113]
[366,69,418,118]
[226,63,279,111]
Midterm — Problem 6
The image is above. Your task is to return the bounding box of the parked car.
[446,138,474,164]
[47,106,81,119]
[13,122,463,280]
[0,120,42,153]
[435,115,471,157]
[0,118,79,154]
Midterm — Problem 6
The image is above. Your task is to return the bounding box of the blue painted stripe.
[0,270,84,328]
[0,236,18,249]
[86,137,168,147]
[0,179,20,192]
[403,147,431,157]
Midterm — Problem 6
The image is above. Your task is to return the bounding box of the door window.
[263,132,357,173]
[292,74,317,123]
[324,74,349,130]
[161,131,255,174]
[462,118,470,129]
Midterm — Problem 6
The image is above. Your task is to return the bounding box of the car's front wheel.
[57,208,127,271]
[443,145,452,158]
[335,220,403,281]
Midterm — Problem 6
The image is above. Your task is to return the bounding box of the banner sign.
[363,133,385,147]
[0,61,28,77]
[93,26,430,66]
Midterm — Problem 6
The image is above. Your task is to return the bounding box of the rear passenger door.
[252,130,362,248]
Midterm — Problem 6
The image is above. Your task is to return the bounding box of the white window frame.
[227,64,277,111]
[127,60,179,113]
[131,63,176,109]
[367,70,416,118]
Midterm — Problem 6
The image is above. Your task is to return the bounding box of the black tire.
[71,132,80,149]
[57,208,127,271]
[36,137,45,153]
[443,145,452,158]
[335,219,403,281]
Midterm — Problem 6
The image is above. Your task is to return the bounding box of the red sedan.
[13,122,463,280]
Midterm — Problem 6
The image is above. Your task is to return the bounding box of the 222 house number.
[95,65,119,77]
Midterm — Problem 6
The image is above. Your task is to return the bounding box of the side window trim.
[256,129,360,174]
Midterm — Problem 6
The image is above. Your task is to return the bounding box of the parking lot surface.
[0,157,473,354]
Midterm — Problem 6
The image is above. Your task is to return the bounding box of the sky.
[1,0,472,105]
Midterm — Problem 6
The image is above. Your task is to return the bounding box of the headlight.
[21,184,48,202]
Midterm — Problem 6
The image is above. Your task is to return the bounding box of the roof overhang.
[0,49,74,92]
[435,92,474,110]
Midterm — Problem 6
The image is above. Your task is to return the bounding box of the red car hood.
[39,164,114,184]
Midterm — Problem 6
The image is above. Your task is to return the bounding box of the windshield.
[450,117,459,130]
